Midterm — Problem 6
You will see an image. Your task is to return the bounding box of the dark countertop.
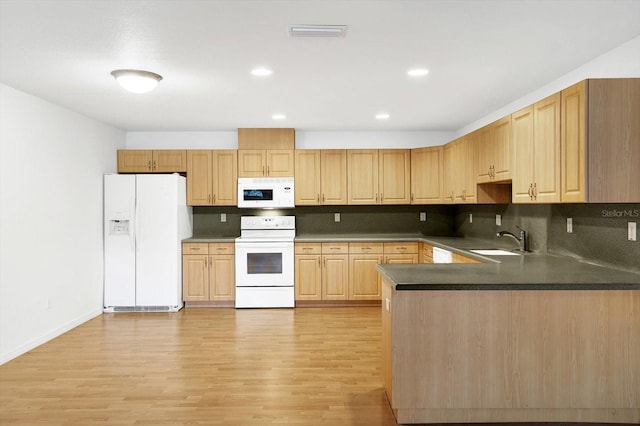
[379,236,640,291]
[183,236,237,243]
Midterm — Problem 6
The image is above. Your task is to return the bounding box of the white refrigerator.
[103,174,192,312]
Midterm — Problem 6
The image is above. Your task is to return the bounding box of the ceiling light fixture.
[376,113,390,120]
[407,68,429,77]
[111,69,163,94]
[289,24,347,38]
[251,67,273,76]
[272,114,287,120]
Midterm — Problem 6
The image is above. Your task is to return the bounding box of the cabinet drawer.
[349,242,383,254]
[452,252,482,264]
[322,242,349,254]
[208,243,235,255]
[296,243,322,255]
[183,243,209,255]
[383,242,418,254]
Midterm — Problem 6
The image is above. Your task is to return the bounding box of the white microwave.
[237,177,295,208]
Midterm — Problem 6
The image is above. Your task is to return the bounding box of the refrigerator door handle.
[130,196,136,251]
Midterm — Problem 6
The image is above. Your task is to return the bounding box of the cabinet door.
[238,150,266,177]
[348,149,379,204]
[533,93,561,203]
[492,116,512,181]
[561,81,587,202]
[153,150,186,172]
[379,149,411,204]
[320,150,348,205]
[212,150,238,205]
[209,255,235,301]
[442,142,456,203]
[182,255,208,301]
[410,146,443,204]
[322,254,349,300]
[295,150,321,205]
[348,254,383,300]
[460,135,477,204]
[187,150,213,205]
[267,150,295,176]
[295,255,322,300]
[117,150,152,173]
[511,106,535,203]
[476,126,493,183]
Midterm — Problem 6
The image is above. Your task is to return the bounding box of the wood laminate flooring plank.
[0,307,396,425]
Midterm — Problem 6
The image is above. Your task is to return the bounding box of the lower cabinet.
[295,243,349,301]
[182,243,235,302]
[349,242,384,300]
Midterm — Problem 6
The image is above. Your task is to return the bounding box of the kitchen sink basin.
[469,249,521,256]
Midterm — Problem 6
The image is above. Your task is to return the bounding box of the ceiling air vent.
[288,25,348,38]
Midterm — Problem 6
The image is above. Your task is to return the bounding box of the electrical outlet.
[469,213,473,224]
[629,222,637,241]
[496,214,501,226]
[334,213,340,222]
[567,217,573,233]
[221,213,226,223]
[420,212,426,222]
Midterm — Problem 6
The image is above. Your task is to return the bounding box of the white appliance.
[103,174,192,312]
[237,177,294,208]
[235,216,295,308]
[432,246,453,263]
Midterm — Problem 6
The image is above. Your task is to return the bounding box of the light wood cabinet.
[186,150,237,206]
[238,149,294,177]
[383,242,419,264]
[294,242,348,301]
[443,136,476,204]
[410,146,443,204]
[512,92,561,203]
[419,242,434,263]
[561,78,640,202]
[348,242,383,300]
[182,243,235,302]
[477,116,512,183]
[294,149,347,205]
[237,128,295,150]
[117,150,187,173]
[347,149,410,205]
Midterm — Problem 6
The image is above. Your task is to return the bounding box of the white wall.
[456,35,640,137]
[0,84,125,364]
[126,129,454,149]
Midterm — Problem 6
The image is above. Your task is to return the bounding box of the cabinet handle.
[322,194,325,203]
[191,247,200,251]
[411,193,414,202]
[533,182,538,200]
[528,184,533,199]
[148,160,152,171]
[204,257,207,267]
[319,257,322,267]
[267,165,270,175]
[212,194,216,204]
[317,194,320,203]
[153,160,157,171]
[262,166,266,175]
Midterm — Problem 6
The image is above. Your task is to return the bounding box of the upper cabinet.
[186,150,237,206]
[410,146,443,204]
[117,150,186,173]
[348,149,410,205]
[237,128,295,177]
[443,136,476,204]
[561,78,640,203]
[477,116,512,183]
[294,149,347,205]
[512,93,561,203]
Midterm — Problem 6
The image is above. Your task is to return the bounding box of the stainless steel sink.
[469,249,520,256]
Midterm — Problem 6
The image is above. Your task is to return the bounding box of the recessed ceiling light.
[272,114,286,120]
[407,68,429,77]
[376,113,390,120]
[289,25,347,38]
[110,69,163,94]
[251,67,273,76]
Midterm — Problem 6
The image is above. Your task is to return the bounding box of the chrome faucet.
[497,226,528,252]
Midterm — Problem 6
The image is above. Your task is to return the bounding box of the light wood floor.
[0,307,398,425]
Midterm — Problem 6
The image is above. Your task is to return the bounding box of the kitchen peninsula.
[379,238,640,425]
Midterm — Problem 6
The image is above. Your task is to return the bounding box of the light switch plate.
[334,213,340,222]
[420,212,426,222]
[629,222,637,241]
[496,214,501,226]
[220,213,227,223]
[567,217,573,233]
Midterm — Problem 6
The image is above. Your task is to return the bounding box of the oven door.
[235,240,294,287]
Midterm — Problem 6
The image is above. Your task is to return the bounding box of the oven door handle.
[236,242,293,250]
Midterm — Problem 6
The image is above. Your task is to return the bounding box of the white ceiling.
[1,0,639,132]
